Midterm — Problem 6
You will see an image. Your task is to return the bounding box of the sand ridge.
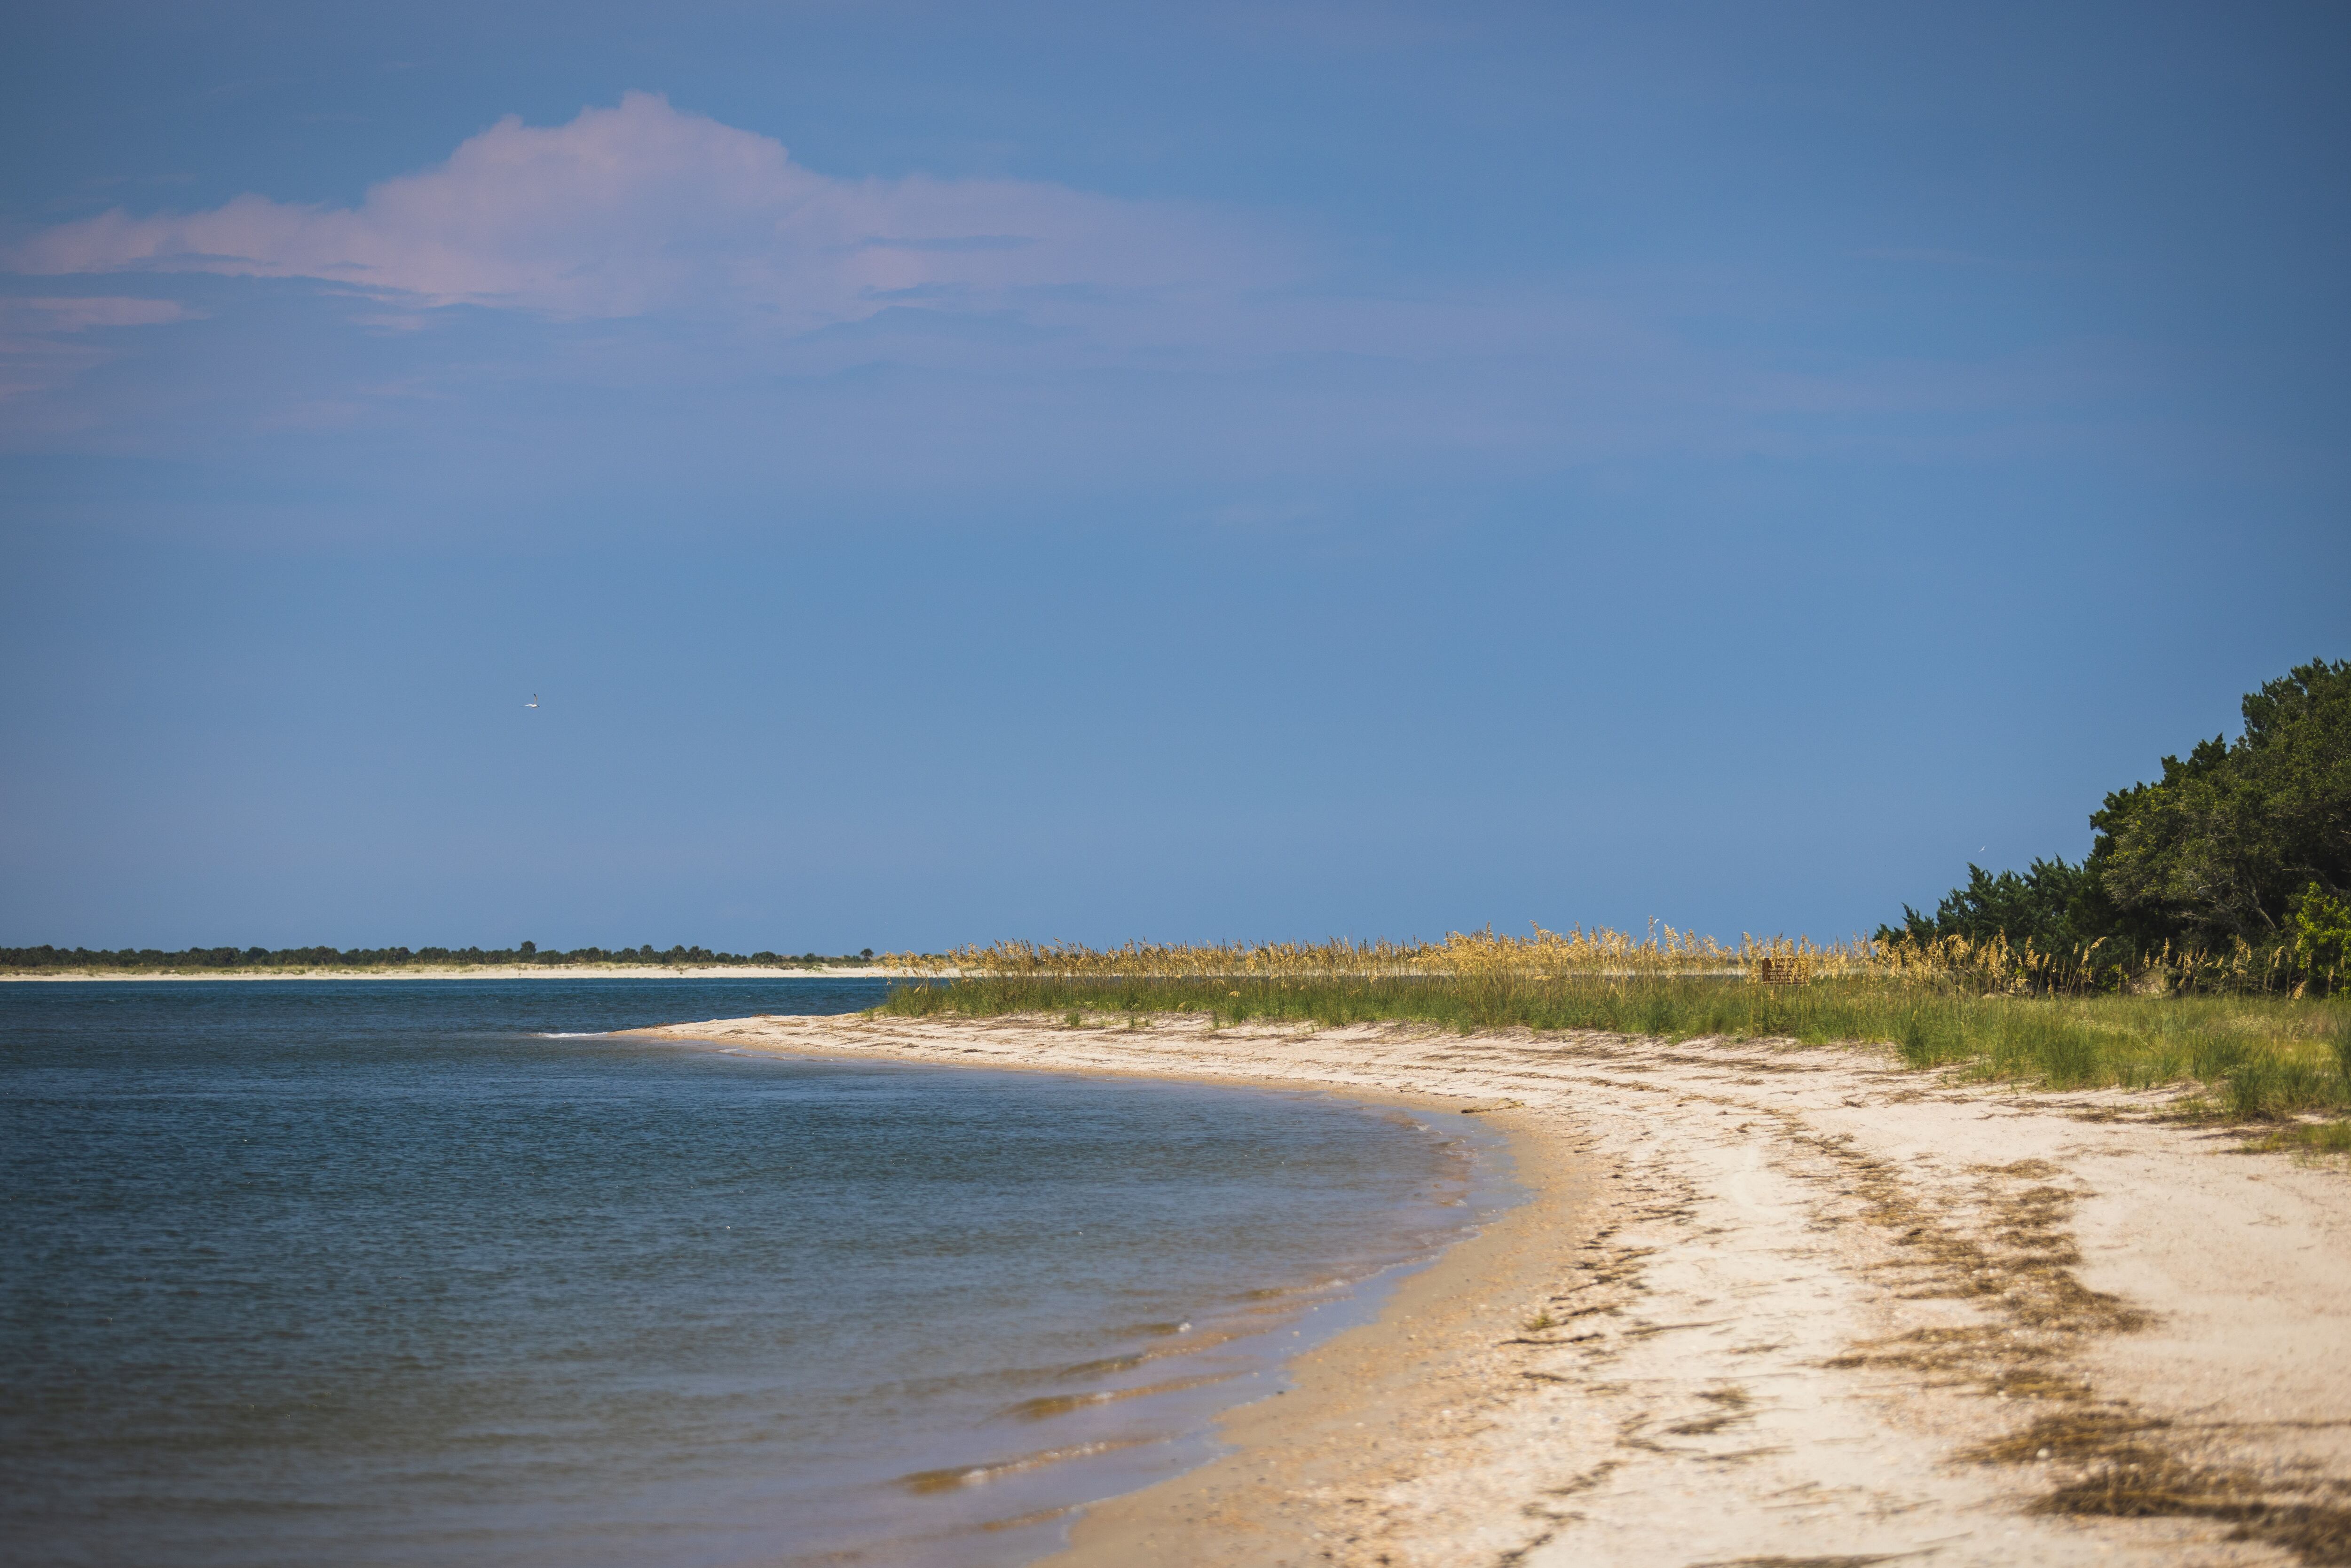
[638,1010,2351,1567]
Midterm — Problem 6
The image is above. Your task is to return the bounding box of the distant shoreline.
[0,966,939,982]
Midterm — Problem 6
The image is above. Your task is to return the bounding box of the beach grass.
[877,973,2351,1120]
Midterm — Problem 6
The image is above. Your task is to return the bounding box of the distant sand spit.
[638,1010,2351,1568]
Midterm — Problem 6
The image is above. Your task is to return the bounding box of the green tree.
[1890,658,2349,967]
[2089,658,2351,946]
[2289,882,2351,986]
[1883,856,2109,952]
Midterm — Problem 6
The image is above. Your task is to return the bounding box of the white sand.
[641,1010,2351,1567]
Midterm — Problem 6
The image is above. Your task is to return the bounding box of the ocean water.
[0,980,1503,1566]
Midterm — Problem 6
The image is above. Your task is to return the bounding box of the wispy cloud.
[9,93,1283,326]
[1,296,199,331]
[0,96,2154,482]
[0,296,201,402]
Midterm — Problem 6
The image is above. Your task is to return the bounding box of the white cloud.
[8,93,1279,326]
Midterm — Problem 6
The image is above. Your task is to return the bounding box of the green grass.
[877,974,2351,1120]
[2248,1119,2351,1157]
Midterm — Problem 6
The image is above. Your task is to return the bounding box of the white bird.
[525,694,539,709]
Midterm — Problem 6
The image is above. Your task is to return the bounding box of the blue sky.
[3,1,2346,953]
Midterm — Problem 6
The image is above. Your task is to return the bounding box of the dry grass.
[890,924,1849,984]
[877,924,2351,1117]
[887,922,2343,998]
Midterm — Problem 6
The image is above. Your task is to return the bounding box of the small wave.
[997,1371,1239,1422]
[977,1503,1082,1534]
[1054,1321,1251,1379]
[532,1032,607,1038]
[896,1436,1158,1495]
[1235,1276,1354,1305]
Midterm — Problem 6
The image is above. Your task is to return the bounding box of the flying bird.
[525,694,539,709]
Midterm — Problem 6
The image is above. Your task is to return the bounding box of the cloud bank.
[2,93,2138,488]
[11,93,1275,324]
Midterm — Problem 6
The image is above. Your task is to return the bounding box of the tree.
[1881,857,2109,952]
[2290,882,2351,986]
[1889,658,2350,963]
[2089,658,2351,946]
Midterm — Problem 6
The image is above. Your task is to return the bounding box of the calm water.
[0,980,1501,1566]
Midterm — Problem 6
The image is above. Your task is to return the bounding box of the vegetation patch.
[2245,1119,2351,1160]
[1882,658,2349,995]
[882,972,2351,1118]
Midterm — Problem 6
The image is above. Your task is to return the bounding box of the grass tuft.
[2246,1120,2351,1158]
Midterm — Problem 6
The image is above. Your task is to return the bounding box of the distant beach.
[642,1009,2351,1567]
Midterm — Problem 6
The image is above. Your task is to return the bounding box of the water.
[0,980,1503,1566]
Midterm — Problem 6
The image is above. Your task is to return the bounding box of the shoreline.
[1047,1101,1584,1566]
[0,965,924,982]
[640,1010,2351,1567]
[632,1018,1569,1563]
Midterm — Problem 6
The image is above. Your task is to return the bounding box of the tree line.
[1884,657,2351,987]
[0,943,882,972]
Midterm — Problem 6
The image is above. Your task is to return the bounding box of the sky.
[3,0,2347,954]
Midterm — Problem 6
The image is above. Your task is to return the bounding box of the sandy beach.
[639,1009,2351,1567]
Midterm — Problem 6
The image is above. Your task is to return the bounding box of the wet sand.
[640,1010,2351,1567]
